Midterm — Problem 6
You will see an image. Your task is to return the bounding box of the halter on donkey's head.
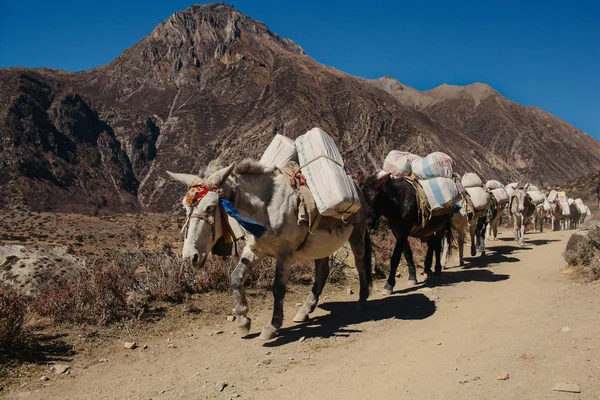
[181,182,232,245]
[168,166,268,261]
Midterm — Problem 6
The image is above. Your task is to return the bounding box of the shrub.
[0,286,29,351]
[32,260,139,325]
[564,228,600,282]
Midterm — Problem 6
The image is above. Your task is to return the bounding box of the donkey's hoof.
[293,310,309,323]
[408,279,418,286]
[259,326,277,341]
[381,283,394,296]
[236,317,252,337]
[481,251,486,257]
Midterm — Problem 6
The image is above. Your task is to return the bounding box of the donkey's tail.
[364,229,373,289]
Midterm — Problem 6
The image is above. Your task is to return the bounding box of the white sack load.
[543,199,552,211]
[461,172,483,188]
[295,128,361,218]
[568,198,575,205]
[526,184,540,192]
[558,192,570,215]
[259,134,298,167]
[506,185,516,198]
[527,190,546,206]
[419,177,461,214]
[547,190,558,203]
[485,180,504,190]
[491,187,510,204]
[575,199,587,214]
[412,152,454,180]
[586,206,592,216]
[383,151,421,177]
[466,186,490,210]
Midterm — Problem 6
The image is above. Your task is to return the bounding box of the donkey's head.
[513,188,528,213]
[167,164,235,267]
[358,170,390,229]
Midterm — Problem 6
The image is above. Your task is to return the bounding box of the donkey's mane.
[235,159,274,175]
[199,159,274,179]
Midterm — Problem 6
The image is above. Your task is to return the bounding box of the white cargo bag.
[547,190,558,203]
[575,198,587,214]
[485,180,504,190]
[462,173,483,188]
[466,186,490,210]
[558,192,570,215]
[295,128,361,218]
[543,199,552,211]
[383,151,421,177]
[568,198,575,205]
[419,177,461,213]
[586,206,592,216]
[527,190,545,206]
[491,187,510,204]
[526,184,540,192]
[259,134,298,168]
[412,152,453,179]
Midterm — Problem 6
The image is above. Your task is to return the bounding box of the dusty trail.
[8,230,600,399]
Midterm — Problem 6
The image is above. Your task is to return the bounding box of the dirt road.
[8,229,600,399]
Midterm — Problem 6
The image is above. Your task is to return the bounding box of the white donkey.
[168,160,372,340]
[509,187,535,245]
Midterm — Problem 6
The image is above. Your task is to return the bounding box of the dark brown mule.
[360,173,452,295]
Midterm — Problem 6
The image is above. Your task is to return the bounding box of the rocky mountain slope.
[2,3,600,213]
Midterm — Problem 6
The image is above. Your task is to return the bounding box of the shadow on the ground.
[462,245,529,268]
[253,293,436,347]
[526,239,561,246]
[3,332,76,366]
[255,262,511,347]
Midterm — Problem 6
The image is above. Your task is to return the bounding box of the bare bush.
[564,228,600,282]
[32,261,139,325]
[0,285,30,351]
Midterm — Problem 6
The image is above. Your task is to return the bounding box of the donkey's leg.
[433,233,443,277]
[470,222,477,257]
[424,238,435,278]
[404,244,418,284]
[382,238,406,296]
[294,258,329,323]
[519,217,526,245]
[231,247,265,336]
[348,225,371,310]
[480,224,487,257]
[260,253,292,340]
[458,229,465,266]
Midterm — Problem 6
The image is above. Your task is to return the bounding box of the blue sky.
[1,0,598,138]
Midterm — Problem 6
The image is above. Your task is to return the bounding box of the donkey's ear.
[166,171,201,186]
[205,164,235,187]
[374,171,391,188]
[356,171,366,187]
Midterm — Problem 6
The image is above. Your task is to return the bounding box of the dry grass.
[564,228,600,282]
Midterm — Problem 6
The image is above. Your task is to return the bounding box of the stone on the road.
[496,371,509,380]
[217,381,228,392]
[51,365,70,375]
[552,383,580,393]
[124,341,136,349]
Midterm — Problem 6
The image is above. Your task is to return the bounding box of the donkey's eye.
[206,206,215,213]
